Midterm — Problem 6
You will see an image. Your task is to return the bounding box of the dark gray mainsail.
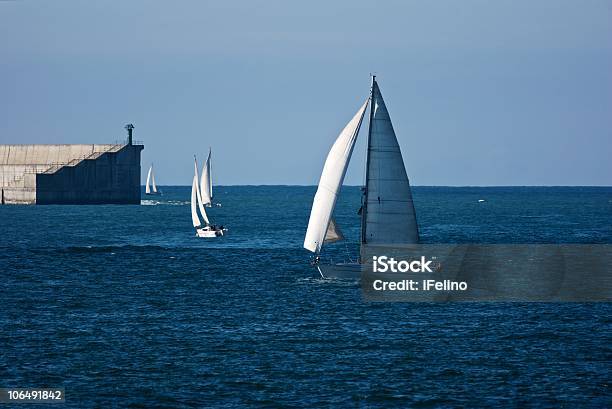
[361,78,419,246]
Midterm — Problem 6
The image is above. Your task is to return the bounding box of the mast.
[360,75,376,246]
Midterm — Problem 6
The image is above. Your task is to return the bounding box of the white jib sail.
[194,157,210,225]
[200,149,212,205]
[151,165,157,193]
[145,165,152,194]
[303,99,368,253]
[191,175,201,227]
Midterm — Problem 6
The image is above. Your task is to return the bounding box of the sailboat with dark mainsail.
[303,76,419,278]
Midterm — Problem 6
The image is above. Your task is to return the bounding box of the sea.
[1,186,610,407]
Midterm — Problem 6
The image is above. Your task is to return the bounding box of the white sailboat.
[304,76,419,278]
[145,164,161,195]
[200,148,213,207]
[191,156,226,238]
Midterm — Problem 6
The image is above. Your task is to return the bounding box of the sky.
[1,0,611,186]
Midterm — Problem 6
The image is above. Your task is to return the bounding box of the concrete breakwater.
[0,144,143,204]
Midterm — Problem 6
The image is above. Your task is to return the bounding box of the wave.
[141,200,189,206]
[44,244,171,254]
[518,214,563,219]
[296,276,360,286]
[18,243,303,254]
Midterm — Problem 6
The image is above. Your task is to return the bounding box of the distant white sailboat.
[200,148,213,207]
[145,164,161,195]
[304,76,419,278]
[191,156,226,238]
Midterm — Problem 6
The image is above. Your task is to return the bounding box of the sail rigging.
[303,99,368,253]
[193,157,210,226]
[191,153,226,238]
[303,76,420,268]
[200,149,213,206]
[145,164,158,194]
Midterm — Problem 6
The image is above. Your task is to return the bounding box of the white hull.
[195,226,226,238]
[317,262,361,279]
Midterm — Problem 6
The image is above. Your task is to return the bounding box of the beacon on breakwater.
[0,124,143,205]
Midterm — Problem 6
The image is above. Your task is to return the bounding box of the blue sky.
[1,0,610,185]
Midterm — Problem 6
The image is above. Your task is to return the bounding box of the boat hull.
[196,227,225,238]
[317,262,362,279]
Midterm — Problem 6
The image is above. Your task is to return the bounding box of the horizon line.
[143,184,612,188]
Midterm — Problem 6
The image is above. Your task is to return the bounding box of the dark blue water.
[1,186,611,407]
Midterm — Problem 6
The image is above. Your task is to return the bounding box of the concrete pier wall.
[0,144,143,204]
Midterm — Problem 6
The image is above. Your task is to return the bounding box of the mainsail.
[303,99,368,253]
[193,157,210,226]
[362,79,419,245]
[200,149,212,206]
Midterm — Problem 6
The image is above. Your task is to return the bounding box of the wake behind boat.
[191,156,227,238]
[304,76,419,278]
